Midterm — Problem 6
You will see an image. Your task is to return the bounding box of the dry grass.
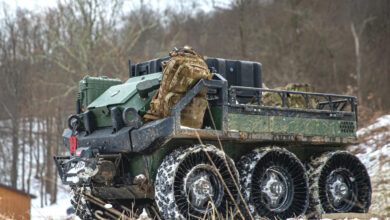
[357,106,388,128]
[0,213,14,220]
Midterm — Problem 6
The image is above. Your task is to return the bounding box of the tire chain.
[154,144,238,220]
[236,147,268,217]
[71,187,129,220]
[71,187,95,220]
[237,146,309,219]
[305,152,329,218]
[154,146,189,219]
[306,150,371,218]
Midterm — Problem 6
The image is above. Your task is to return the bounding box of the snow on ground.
[349,114,390,217]
[28,154,73,219]
[0,118,74,219]
[31,189,73,220]
[350,115,390,175]
[29,169,73,220]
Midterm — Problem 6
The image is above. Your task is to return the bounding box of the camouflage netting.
[144,46,212,128]
[262,83,318,108]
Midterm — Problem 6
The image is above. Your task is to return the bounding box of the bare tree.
[350,17,375,105]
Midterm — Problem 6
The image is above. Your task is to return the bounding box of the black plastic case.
[129,57,262,90]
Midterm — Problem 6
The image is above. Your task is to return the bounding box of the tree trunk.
[351,22,362,105]
[35,120,41,178]
[41,119,48,206]
[22,118,27,191]
[27,116,33,194]
[52,108,62,204]
[40,169,44,207]
[238,0,247,59]
[45,117,55,204]
[11,118,19,188]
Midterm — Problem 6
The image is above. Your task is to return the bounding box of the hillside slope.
[349,115,390,217]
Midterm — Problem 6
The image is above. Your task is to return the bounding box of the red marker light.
[75,150,83,156]
[69,136,77,155]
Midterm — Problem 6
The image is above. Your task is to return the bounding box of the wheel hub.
[189,174,214,209]
[326,172,352,208]
[270,182,284,195]
[260,167,289,211]
[184,164,223,213]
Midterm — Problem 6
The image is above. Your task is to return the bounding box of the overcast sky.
[1,0,231,14]
[3,0,57,11]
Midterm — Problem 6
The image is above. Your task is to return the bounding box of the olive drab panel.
[144,46,212,128]
[78,75,122,111]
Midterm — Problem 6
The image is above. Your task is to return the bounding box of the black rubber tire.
[306,151,371,218]
[237,147,309,219]
[154,144,240,219]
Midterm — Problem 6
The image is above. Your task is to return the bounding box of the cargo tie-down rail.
[229,86,357,112]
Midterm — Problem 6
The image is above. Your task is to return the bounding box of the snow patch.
[349,114,390,216]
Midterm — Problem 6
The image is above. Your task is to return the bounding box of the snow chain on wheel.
[237,147,309,219]
[71,187,116,220]
[71,187,95,220]
[306,151,371,218]
[154,144,240,219]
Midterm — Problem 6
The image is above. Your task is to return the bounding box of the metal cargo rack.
[130,75,359,153]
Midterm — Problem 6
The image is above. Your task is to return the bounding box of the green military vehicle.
[55,48,371,219]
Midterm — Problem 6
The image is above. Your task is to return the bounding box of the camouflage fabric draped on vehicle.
[262,83,318,108]
[144,46,212,128]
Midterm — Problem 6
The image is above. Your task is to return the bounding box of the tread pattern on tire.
[237,146,309,219]
[306,151,372,218]
[154,144,239,220]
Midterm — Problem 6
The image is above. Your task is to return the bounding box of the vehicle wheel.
[70,187,119,220]
[237,147,309,219]
[70,187,95,220]
[306,151,371,218]
[154,144,240,219]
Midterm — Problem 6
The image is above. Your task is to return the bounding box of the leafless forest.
[0,0,389,207]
